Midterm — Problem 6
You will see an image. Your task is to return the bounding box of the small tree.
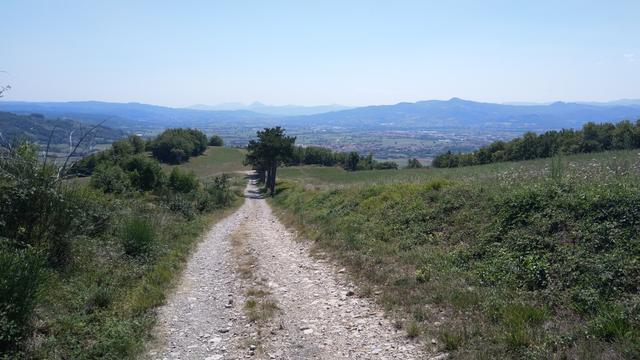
[245,127,295,196]
[168,167,199,193]
[345,152,360,171]
[407,158,422,168]
[209,134,224,146]
[128,135,146,153]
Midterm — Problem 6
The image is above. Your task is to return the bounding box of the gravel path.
[146,180,428,360]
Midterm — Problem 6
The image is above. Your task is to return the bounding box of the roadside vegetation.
[0,134,242,358]
[271,150,640,358]
[433,119,640,168]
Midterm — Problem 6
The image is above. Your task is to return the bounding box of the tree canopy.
[245,127,296,196]
[433,119,640,168]
[208,134,224,147]
[150,128,208,164]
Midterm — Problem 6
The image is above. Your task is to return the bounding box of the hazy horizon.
[3,1,639,107]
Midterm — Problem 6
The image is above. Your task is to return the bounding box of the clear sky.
[2,0,639,107]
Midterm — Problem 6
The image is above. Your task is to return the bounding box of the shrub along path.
[146,179,426,359]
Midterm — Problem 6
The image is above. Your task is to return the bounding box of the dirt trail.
[146,179,427,359]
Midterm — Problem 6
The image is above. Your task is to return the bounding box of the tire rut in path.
[146,181,427,359]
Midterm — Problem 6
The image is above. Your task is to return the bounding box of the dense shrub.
[90,163,131,193]
[70,135,145,176]
[0,143,111,355]
[208,134,224,146]
[122,154,164,191]
[150,128,208,164]
[0,245,42,353]
[0,143,105,267]
[162,174,234,216]
[168,167,198,193]
[198,175,233,211]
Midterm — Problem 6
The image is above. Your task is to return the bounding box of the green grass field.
[162,146,249,180]
[272,150,640,359]
[279,150,640,188]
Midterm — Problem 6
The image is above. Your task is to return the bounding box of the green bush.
[0,142,106,267]
[69,135,146,176]
[0,245,43,353]
[150,128,208,164]
[121,217,155,257]
[90,163,131,193]
[122,154,165,191]
[163,193,197,219]
[168,167,199,193]
[208,134,224,146]
[199,175,233,210]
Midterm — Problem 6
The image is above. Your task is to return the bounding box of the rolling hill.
[0,111,126,146]
[287,98,640,130]
[0,101,274,130]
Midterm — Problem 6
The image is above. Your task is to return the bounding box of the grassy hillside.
[0,141,242,359]
[271,150,640,359]
[161,146,249,180]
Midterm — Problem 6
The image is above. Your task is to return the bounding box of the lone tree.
[209,134,224,146]
[245,127,295,196]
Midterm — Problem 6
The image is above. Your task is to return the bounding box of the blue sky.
[2,0,639,107]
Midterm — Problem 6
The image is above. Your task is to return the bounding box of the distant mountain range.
[1,98,639,132]
[286,97,640,129]
[0,101,275,130]
[189,102,351,116]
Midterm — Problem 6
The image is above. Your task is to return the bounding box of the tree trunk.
[258,169,265,184]
[269,164,277,196]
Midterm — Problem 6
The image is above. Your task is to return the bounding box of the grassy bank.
[30,198,242,359]
[271,151,640,359]
[161,146,249,180]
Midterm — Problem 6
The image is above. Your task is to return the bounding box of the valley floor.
[145,179,426,359]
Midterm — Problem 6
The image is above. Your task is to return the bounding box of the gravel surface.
[146,180,429,360]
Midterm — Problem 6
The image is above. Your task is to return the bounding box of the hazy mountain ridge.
[188,102,352,116]
[2,98,640,131]
[0,101,275,130]
[285,98,640,129]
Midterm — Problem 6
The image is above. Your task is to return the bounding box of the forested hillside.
[0,111,126,146]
